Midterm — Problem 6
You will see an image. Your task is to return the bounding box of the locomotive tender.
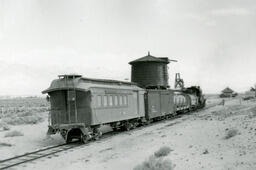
[42,53,206,143]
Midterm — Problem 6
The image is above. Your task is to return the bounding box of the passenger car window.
[97,95,102,107]
[103,96,108,107]
[108,96,113,106]
[114,96,118,106]
[123,95,127,105]
[119,95,123,105]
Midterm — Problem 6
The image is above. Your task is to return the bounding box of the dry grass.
[134,156,174,170]
[248,106,256,118]
[3,115,44,125]
[0,142,12,147]
[5,130,24,137]
[0,97,48,108]
[154,146,173,158]
[209,104,251,121]
[0,97,49,126]
[0,121,10,131]
[134,146,174,170]
[224,129,238,139]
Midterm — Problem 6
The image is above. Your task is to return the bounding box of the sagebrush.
[224,129,238,139]
[0,97,49,125]
[5,130,24,137]
[0,121,10,131]
[154,146,172,158]
[134,146,174,170]
[134,156,174,170]
[0,142,12,147]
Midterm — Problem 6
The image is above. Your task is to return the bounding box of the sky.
[0,0,256,95]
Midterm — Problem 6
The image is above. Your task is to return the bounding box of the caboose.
[43,75,145,143]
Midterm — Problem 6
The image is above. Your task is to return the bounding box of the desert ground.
[0,95,256,170]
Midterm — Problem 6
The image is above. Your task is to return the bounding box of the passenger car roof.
[42,76,142,94]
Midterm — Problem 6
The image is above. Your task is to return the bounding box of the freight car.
[173,87,205,114]
[43,53,206,143]
[174,91,190,113]
[144,89,175,121]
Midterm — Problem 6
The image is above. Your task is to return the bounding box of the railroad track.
[0,105,216,169]
[0,118,179,169]
[0,130,119,170]
[0,142,81,170]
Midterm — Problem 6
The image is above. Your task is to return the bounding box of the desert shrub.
[0,97,49,126]
[5,130,24,137]
[0,142,12,147]
[224,129,238,139]
[134,146,174,170]
[3,115,44,125]
[0,121,10,131]
[0,97,49,108]
[202,149,209,154]
[154,146,172,158]
[248,107,256,118]
[134,155,174,170]
[3,125,10,131]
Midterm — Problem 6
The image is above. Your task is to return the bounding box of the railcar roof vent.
[58,74,82,79]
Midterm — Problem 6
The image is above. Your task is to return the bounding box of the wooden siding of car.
[145,90,174,119]
[49,90,68,125]
[75,91,92,125]
[90,88,145,125]
[49,90,92,126]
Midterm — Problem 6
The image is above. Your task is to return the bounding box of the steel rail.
[0,143,80,170]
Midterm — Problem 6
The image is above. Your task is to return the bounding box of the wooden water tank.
[129,52,170,89]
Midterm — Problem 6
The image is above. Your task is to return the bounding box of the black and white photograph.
[0,0,256,169]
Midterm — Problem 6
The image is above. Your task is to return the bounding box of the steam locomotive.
[42,53,206,143]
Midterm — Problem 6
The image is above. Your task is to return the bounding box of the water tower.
[129,52,176,89]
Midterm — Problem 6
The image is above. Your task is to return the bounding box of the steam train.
[42,53,206,143]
